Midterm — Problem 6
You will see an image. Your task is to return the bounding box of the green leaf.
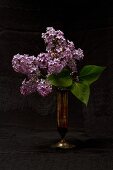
[79,65,106,85]
[47,69,73,88]
[70,81,90,105]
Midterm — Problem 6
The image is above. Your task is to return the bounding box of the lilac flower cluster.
[12,27,84,96]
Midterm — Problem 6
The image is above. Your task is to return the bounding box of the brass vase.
[52,89,75,149]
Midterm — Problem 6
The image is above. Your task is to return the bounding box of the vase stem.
[51,89,75,149]
[57,89,68,139]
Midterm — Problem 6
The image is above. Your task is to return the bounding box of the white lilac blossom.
[12,27,84,97]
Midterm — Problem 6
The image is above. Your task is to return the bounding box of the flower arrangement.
[12,27,105,105]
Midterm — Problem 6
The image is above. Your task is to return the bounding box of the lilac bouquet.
[12,27,105,105]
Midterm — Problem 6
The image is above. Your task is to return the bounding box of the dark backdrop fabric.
[0,1,113,169]
[0,0,113,135]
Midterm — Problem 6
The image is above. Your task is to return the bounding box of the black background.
[0,1,113,169]
[0,0,113,135]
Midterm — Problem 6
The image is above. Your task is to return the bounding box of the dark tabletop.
[0,126,113,170]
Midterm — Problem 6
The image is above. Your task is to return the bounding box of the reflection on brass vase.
[52,89,75,149]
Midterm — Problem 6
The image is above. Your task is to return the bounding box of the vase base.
[51,139,75,149]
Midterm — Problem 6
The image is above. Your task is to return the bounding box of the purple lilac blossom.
[37,79,52,96]
[42,27,66,52]
[12,27,84,97]
[74,48,84,60]
[12,54,38,75]
[48,58,66,75]
[67,41,84,60]
[42,27,64,45]
[20,78,38,95]
[36,53,50,69]
[41,27,84,73]
[61,47,73,61]
[65,40,84,61]
[42,27,56,43]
